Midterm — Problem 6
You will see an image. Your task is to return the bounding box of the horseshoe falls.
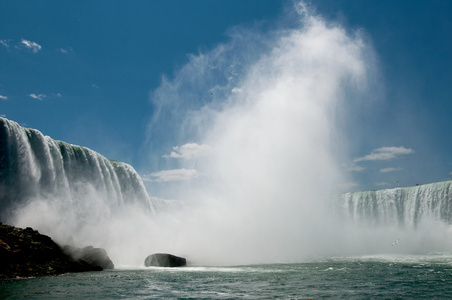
[337,181,452,227]
[2,118,452,299]
[2,116,452,265]
[329,181,452,257]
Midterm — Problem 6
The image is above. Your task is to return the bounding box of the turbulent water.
[2,255,452,299]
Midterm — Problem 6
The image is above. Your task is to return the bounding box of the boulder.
[144,253,186,267]
[63,245,114,270]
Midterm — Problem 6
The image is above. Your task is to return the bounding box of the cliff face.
[0,223,109,279]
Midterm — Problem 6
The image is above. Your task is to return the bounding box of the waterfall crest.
[0,117,152,223]
[337,181,452,227]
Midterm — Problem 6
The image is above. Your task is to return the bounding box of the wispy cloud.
[0,39,10,48]
[58,47,73,54]
[163,143,210,159]
[142,168,199,182]
[21,39,42,53]
[28,93,46,101]
[376,182,390,187]
[0,95,7,100]
[354,146,414,162]
[380,167,402,173]
[346,163,365,172]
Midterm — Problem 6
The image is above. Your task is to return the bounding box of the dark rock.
[0,223,106,279]
[144,253,186,267]
[63,245,114,269]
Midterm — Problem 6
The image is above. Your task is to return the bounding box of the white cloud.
[0,95,7,100]
[163,143,210,160]
[376,182,390,187]
[28,93,46,101]
[21,39,42,53]
[0,39,10,48]
[354,146,414,162]
[142,168,199,182]
[380,167,402,173]
[0,114,6,118]
[58,47,73,54]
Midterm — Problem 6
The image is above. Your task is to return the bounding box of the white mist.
[142,3,371,265]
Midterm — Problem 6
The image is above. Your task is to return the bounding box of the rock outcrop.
[62,245,114,270]
[0,223,111,279]
[144,253,187,267]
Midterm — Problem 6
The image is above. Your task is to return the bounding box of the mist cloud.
[145,1,375,264]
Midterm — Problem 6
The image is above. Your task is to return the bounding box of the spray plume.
[144,2,371,265]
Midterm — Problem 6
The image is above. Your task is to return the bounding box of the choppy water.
[2,254,452,299]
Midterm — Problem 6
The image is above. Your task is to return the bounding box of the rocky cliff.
[0,223,112,279]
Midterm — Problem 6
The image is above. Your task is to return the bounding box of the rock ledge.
[0,223,111,279]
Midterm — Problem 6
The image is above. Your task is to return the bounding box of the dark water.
[2,254,452,299]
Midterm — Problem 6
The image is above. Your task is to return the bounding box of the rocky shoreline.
[0,223,113,279]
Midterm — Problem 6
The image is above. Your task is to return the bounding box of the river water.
[2,254,452,299]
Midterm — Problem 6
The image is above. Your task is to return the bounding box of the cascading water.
[0,117,152,215]
[0,117,156,261]
[337,181,452,227]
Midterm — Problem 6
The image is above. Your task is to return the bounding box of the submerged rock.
[144,253,186,267]
[0,223,105,279]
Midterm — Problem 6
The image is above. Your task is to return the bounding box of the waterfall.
[337,181,452,227]
[0,117,153,223]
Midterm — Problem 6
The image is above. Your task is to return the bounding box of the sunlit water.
[2,254,452,299]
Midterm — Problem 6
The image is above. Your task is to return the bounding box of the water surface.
[2,254,452,299]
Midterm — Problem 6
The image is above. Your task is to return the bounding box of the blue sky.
[1,0,451,195]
